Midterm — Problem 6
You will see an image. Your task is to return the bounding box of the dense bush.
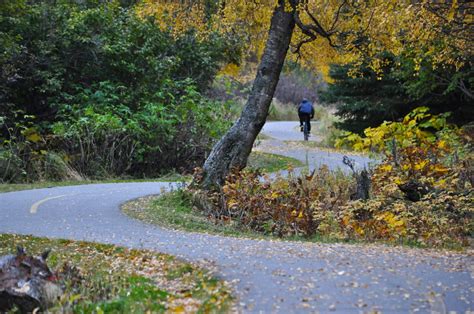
[52,81,229,178]
[191,164,354,238]
[337,107,473,247]
[0,0,235,182]
[321,53,473,134]
[320,58,409,133]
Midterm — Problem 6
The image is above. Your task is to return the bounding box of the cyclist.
[297,98,315,134]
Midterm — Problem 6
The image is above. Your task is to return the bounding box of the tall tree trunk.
[200,1,296,189]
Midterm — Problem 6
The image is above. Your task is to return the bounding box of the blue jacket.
[298,100,314,116]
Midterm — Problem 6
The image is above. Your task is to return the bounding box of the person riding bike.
[297,98,315,134]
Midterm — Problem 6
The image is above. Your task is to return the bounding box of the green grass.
[0,234,233,313]
[122,191,256,238]
[0,174,189,193]
[247,151,303,172]
[283,140,373,156]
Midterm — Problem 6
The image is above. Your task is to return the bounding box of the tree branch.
[458,79,474,99]
[329,0,348,32]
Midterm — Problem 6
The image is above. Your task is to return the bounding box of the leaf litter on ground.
[0,234,234,313]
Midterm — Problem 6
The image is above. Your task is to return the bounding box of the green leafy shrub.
[53,81,229,178]
[0,0,236,182]
[0,112,78,182]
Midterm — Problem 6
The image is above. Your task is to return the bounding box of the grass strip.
[0,174,188,193]
[247,151,303,172]
[122,191,257,238]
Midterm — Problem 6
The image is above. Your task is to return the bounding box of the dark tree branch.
[292,0,351,55]
[292,34,317,57]
[458,79,474,99]
[329,0,348,32]
[424,2,473,27]
[304,8,332,37]
[433,73,474,100]
[362,2,376,34]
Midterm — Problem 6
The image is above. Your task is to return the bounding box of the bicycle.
[302,119,309,141]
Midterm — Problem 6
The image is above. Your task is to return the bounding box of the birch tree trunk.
[200,1,296,189]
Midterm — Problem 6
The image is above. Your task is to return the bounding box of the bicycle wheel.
[303,120,309,141]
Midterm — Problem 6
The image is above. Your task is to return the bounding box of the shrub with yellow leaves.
[337,107,473,247]
[215,166,353,237]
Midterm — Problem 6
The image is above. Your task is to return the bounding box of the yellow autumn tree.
[137,0,472,79]
[135,0,472,188]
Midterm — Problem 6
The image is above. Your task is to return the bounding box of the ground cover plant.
[122,151,303,237]
[123,192,248,237]
[0,234,233,313]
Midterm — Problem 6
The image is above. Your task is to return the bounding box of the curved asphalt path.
[258,121,374,173]
[1,121,473,313]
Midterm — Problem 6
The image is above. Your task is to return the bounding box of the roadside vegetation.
[0,234,233,313]
[0,152,300,193]
[320,53,472,135]
[127,108,473,250]
[123,192,247,237]
[0,0,237,183]
[247,152,303,173]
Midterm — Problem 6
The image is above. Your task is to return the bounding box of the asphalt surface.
[259,121,374,174]
[1,121,473,313]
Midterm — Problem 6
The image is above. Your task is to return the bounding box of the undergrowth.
[191,108,473,249]
[0,151,299,193]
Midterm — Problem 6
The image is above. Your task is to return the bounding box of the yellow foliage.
[136,1,211,39]
[227,199,238,208]
[136,1,471,81]
[437,140,447,149]
[414,160,428,171]
[378,164,392,172]
[26,132,41,143]
[433,165,449,175]
[218,63,240,77]
[21,127,42,143]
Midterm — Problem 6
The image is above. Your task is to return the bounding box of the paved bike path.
[258,121,373,173]
[0,122,472,313]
